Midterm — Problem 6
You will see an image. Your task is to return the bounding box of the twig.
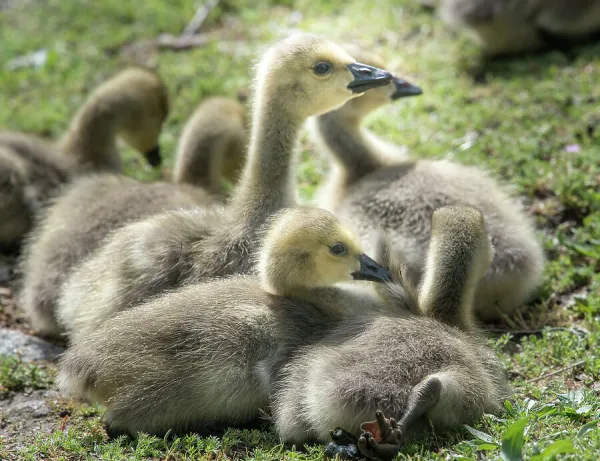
[181,0,221,37]
[526,360,586,384]
[484,326,589,338]
[156,33,210,51]
[485,327,545,335]
[153,0,220,52]
[108,0,221,56]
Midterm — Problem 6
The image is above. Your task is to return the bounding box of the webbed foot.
[330,427,358,445]
[103,422,130,439]
[324,427,360,460]
[358,410,403,460]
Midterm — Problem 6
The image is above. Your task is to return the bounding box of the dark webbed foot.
[358,377,443,459]
[324,427,360,460]
[103,422,130,439]
[330,427,359,445]
[358,431,403,461]
[358,410,403,460]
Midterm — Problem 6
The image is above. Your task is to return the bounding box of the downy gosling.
[438,0,600,55]
[312,46,544,321]
[0,67,168,249]
[51,34,395,341]
[18,96,249,337]
[57,207,391,435]
[272,205,509,460]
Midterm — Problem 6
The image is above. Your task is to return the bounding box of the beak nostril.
[347,63,393,94]
[352,253,392,283]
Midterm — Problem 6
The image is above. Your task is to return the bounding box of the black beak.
[144,146,162,167]
[391,77,423,100]
[347,62,394,94]
[351,254,391,283]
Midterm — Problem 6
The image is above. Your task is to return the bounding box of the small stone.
[0,266,11,285]
[0,328,64,362]
[7,399,50,419]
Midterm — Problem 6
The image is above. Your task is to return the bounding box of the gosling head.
[96,67,169,167]
[330,44,422,123]
[255,34,395,120]
[173,96,247,191]
[258,207,391,296]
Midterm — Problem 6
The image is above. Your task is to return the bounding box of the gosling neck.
[59,96,124,173]
[173,133,226,195]
[229,89,300,225]
[316,110,385,185]
[266,281,351,317]
[419,238,480,332]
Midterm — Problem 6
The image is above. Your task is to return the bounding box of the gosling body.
[19,175,210,337]
[439,0,600,55]
[0,137,69,250]
[313,48,544,320]
[329,160,544,320]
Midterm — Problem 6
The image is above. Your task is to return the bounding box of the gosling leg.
[395,375,442,433]
[357,376,442,460]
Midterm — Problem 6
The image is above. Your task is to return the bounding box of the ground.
[0,0,599,459]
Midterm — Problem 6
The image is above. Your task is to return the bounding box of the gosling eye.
[329,242,347,256]
[314,62,332,76]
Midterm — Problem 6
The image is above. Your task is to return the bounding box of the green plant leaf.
[473,443,499,451]
[576,405,592,415]
[504,400,516,416]
[530,439,577,460]
[577,420,599,439]
[536,405,558,418]
[464,425,497,445]
[501,418,527,461]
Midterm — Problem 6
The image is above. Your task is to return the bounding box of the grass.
[0,355,54,393]
[0,0,599,459]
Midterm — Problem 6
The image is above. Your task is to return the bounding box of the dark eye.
[329,243,347,256]
[314,62,332,75]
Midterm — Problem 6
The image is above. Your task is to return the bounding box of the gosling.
[313,46,544,321]
[57,207,391,435]
[0,67,168,249]
[52,34,395,341]
[438,0,600,55]
[272,205,509,460]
